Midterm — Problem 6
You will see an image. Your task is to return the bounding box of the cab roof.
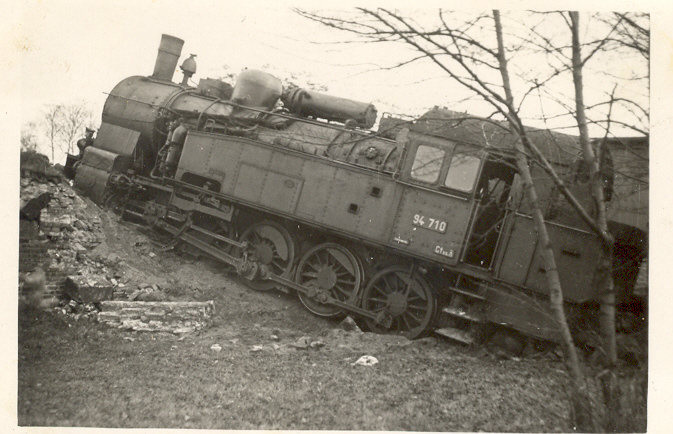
[411,107,582,167]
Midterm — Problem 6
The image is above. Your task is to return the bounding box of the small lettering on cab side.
[434,245,454,258]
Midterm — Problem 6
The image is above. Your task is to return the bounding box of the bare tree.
[58,103,94,155]
[518,11,649,366]
[21,122,39,152]
[595,12,649,62]
[35,102,95,162]
[42,104,63,162]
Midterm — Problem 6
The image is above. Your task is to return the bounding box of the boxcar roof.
[410,107,582,166]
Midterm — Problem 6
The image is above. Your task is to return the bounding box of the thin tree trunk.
[495,11,592,430]
[569,11,617,366]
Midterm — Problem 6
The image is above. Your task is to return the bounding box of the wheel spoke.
[315,251,326,266]
[406,304,428,312]
[367,296,388,304]
[400,314,413,331]
[406,294,423,303]
[370,284,389,297]
[334,269,351,277]
[331,286,351,301]
[249,230,262,244]
[403,310,422,325]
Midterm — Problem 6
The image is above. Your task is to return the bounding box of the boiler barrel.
[102,76,234,150]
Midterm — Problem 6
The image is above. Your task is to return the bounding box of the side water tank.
[230,70,283,110]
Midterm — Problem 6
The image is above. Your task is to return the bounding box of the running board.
[447,285,486,301]
[435,327,475,345]
[442,306,485,323]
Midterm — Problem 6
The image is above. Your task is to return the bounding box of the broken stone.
[136,290,167,302]
[250,345,264,353]
[210,344,222,352]
[337,316,361,332]
[310,340,326,349]
[145,309,166,320]
[173,327,196,335]
[291,336,312,350]
[72,243,87,252]
[270,334,280,341]
[73,220,89,231]
[98,311,121,322]
[352,355,379,366]
[64,277,114,303]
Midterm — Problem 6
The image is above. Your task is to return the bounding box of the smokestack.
[152,34,184,82]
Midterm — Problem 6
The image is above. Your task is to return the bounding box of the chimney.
[151,34,184,82]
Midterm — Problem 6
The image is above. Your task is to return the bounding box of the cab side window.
[444,148,481,192]
[410,145,445,184]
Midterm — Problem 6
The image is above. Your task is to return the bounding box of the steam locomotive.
[69,34,645,343]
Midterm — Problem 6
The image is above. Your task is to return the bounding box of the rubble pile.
[19,151,216,334]
[20,153,109,301]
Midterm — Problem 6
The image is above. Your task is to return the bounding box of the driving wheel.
[295,243,364,317]
[361,265,436,339]
[236,220,295,291]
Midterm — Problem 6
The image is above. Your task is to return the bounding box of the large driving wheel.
[361,266,437,339]
[237,220,295,291]
[295,243,364,317]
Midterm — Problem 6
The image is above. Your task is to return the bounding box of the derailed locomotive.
[71,35,646,343]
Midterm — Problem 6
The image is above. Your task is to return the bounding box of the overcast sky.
[14,0,467,126]
[7,1,659,140]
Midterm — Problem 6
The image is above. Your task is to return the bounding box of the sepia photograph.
[6,0,665,431]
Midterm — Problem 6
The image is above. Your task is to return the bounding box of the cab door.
[390,141,482,266]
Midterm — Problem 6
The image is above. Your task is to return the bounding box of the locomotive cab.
[394,133,518,270]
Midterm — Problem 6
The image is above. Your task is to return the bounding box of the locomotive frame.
[69,35,646,344]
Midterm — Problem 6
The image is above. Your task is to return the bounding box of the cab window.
[410,145,445,184]
[444,148,481,192]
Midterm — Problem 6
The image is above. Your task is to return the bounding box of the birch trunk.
[569,11,617,366]
[495,11,592,429]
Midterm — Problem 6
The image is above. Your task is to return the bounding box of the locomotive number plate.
[412,214,448,234]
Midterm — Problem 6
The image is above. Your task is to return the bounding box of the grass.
[18,303,577,431]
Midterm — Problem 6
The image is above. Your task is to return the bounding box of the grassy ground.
[18,302,576,431]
